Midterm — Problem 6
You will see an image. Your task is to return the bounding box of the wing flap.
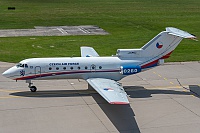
[86,78,129,104]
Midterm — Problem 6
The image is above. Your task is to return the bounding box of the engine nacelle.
[116,49,143,58]
[120,65,141,75]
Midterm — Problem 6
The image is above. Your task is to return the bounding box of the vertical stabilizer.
[141,27,196,58]
[116,27,196,60]
[139,27,196,68]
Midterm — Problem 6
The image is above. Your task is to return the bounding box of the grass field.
[0,0,199,63]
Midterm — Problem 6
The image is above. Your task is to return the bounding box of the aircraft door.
[90,64,96,72]
[35,66,41,77]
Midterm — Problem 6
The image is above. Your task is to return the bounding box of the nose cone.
[2,69,12,78]
[2,66,18,79]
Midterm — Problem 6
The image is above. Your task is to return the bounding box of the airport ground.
[0,61,200,133]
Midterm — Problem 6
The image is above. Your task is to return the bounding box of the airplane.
[2,27,197,104]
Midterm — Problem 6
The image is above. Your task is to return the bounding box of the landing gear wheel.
[30,86,37,92]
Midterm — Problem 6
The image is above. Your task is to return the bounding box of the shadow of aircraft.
[10,85,195,133]
[91,94,141,133]
[9,86,192,98]
[9,89,96,98]
[10,88,141,132]
[189,85,200,97]
[124,86,192,98]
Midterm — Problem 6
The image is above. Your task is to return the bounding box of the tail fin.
[141,27,196,58]
[117,27,196,60]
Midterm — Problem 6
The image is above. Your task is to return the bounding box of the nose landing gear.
[30,86,37,92]
[26,80,37,92]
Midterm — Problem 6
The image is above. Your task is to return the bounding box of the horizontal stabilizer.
[166,27,197,39]
[81,46,99,57]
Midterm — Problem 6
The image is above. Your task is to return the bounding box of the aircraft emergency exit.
[2,27,197,104]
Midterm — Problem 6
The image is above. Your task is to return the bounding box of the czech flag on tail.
[156,42,163,49]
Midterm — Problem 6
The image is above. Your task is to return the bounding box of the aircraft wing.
[86,78,129,104]
[81,46,99,57]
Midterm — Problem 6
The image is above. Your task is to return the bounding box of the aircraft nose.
[2,66,18,79]
[2,69,11,78]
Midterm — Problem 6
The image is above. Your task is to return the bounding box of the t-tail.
[116,27,197,69]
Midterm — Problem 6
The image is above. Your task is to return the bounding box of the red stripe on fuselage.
[14,69,120,80]
[141,59,159,69]
[161,51,173,59]
[141,51,174,69]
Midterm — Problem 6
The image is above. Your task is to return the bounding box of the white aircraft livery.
[2,27,197,104]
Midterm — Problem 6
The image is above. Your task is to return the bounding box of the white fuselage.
[4,56,146,81]
[3,27,193,83]
[1,27,196,104]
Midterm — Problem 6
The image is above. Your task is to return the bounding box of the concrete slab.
[0,61,200,133]
[0,25,109,37]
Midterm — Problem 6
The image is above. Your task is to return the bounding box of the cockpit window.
[25,64,28,68]
[16,64,20,68]
[16,63,28,68]
[16,63,23,68]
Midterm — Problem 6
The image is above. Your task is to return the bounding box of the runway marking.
[146,86,183,90]
[57,28,68,34]
[153,71,175,86]
[192,95,196,97]
[0,89,20,93]
[79,27,90,34]
[0,96,21,99]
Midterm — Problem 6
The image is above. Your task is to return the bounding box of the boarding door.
[35,66,41,77]
[90,64,96,72]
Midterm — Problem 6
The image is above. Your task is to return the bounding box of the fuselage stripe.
[14,69,120,80]
[141,50,174,69]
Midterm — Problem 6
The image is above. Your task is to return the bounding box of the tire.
[30,86,37,92]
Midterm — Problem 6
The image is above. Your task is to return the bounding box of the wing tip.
[109,102,129,105]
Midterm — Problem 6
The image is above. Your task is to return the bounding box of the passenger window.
[70,67,73,70]
[49,67,52,70]
[56,67,59,70]
[99,66,102,69]
[85,66,88,69]
[63,67,66,70]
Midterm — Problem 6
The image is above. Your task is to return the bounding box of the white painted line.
[57,28,68,34]
[79,27,90,34]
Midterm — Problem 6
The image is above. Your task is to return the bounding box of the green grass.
[0,0,199,63]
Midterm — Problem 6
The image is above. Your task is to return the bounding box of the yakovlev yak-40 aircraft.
[2,27,197,104]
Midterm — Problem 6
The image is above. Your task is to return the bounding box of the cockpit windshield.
[16,63,28,68]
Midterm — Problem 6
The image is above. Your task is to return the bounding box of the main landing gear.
[26,80,37,92]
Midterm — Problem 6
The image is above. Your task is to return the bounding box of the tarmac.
[0,61,200,133]
[0,25,109,37]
